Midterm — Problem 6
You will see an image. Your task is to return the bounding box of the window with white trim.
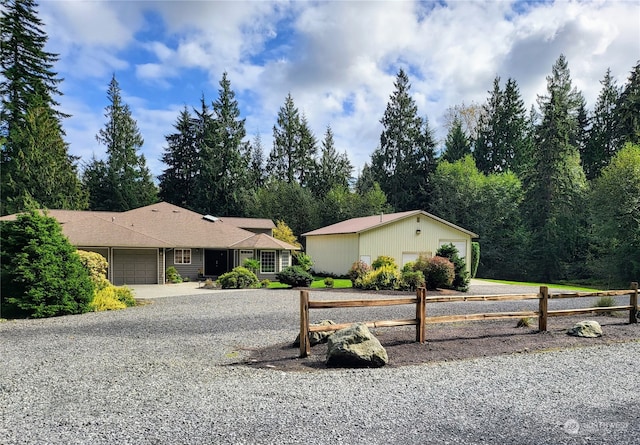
[174,249,191,265]
[280,251,290,270]
[260,251,276,273]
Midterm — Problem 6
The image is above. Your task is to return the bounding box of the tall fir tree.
[442,118,471,162]
[195,72,248,216]
[474,77,530,175]
[246,133,266,191]
[1,0,86,214]
[158,106,199,208]
[371,69,436,211]
[86,74,157,211]
[582,68,620,180]
[267,93,317,186]
[522,54,588,281]
[615,61,640,146]
[309,125,353,198]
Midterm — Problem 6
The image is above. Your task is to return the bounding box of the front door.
[204,249,228,277]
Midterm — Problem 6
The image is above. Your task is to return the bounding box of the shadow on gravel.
[244,315,639,372]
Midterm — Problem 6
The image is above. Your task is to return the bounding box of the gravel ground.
[1,284,638,445]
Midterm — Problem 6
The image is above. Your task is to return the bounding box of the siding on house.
[359,215,473,272]
[165,248,205,282]
[305,233,359,276]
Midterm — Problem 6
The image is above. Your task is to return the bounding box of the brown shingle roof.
[229,233,300,250]
[302,210,478,237]
[219,216,275,230]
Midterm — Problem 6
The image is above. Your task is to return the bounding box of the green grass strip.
[474,278,601,292]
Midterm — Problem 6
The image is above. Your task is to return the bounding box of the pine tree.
[371,69,436,211]
[582,68,620,180]
[523,54,588,281]
[615,61,640,146]
[195,72,248,216]
[246,133,266,191]
[442,118,471,162]
[88,74,157,211]
[1,0,86,214]
[158,106,199,208]
[296,114,318,187]
[309,125,353,198]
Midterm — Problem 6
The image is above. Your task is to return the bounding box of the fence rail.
[299,282,638,358]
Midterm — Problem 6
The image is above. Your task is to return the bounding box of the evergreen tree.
[246,133,266,191]
[442,118,471,162]
[267,94,317,185]
[158,106,199,208]
[1,0,86,214]
[0,206,94,318]
[88,74,157,211]
[371,69,436,211]
[582,68,620,180]
[522,54,588,281]
[615,61,640,146]
[474,77,530,175]
[309,125,353,198]
[355,162,376,195]
[195,72,248,216]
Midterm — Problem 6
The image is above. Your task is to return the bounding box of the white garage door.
[113,249,158,285]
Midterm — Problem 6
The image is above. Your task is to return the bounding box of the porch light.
[416,229,421,235]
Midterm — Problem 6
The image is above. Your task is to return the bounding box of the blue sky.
[35,0,640,179]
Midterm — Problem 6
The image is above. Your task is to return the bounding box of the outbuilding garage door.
[113,249,158,285]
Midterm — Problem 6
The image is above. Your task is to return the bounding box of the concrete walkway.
[128,282,257,299]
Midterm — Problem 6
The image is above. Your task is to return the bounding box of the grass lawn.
[268,277,352,289]
[474,278,601,292]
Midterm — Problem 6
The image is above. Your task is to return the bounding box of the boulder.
[567,320,603,338]
[293,320,336,347]
[326,323,388,368]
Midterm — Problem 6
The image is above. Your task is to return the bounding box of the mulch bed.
[245,313,639,372]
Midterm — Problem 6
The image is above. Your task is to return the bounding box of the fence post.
[538,286,548,332]
[299,290,310,357]
[416,287,426,343]
[630,282,638,324]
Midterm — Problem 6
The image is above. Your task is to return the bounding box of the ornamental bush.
[294,252,313,271]
[425,256,455,290]
[276,266,313,287]
[436,243,470,292]
[90,286,127,311]
[166,266,183,283]
[348,260,371,285]
[399,270,425,291]
[217,267,259,289]
[371,255,397,270]
[356,265,400,290]
[0,209,94,318]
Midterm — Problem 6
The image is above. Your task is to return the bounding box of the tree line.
[1,0,639,286]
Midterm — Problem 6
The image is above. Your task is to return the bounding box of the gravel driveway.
[1,283,638,444]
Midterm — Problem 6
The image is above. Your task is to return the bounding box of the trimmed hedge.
[276,266,313,287]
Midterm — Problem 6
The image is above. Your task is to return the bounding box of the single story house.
[303,210,478,276]
[0,202,299,285]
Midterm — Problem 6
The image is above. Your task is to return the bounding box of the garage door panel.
[113,249,157,285]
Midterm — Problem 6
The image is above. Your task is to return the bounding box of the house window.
[174,249,191,265]
[261,251,276,273]
[280,251,290,270]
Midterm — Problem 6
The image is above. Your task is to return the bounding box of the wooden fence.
[299,282,638,358]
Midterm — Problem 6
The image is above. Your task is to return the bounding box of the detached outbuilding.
[303,210,478,276]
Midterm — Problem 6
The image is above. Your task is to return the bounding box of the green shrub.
[166,266,183,283]
[470,242,480,278]
[372,255,397,270]
[399,270,425,291]
[294,252,314,271]
[242,258,260,273]
[402,261,415,273]
[260,279,271,288]
[217,267,259,289]
[0,209,94,318]
[436,243,470,292]
[412,254,431,277]
[356,265,400,290]
[324,277,334,288]
[426,256,455,290]
[348,260,371,285]
[276,266,313,287]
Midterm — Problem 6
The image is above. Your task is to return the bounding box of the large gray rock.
[567,320,603,338]
[326,323,388,368]
[293,320,336,347]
